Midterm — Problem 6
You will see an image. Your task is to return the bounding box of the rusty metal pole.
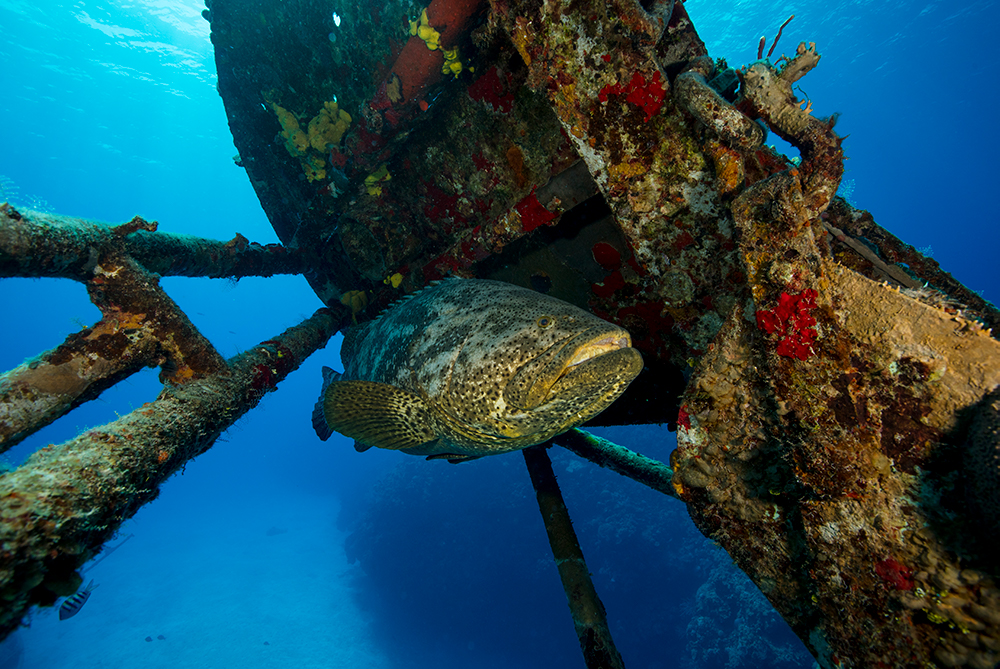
[523,445,626,669]
[554,429,677,498]
[0,204,310,280]
[1,251,228,451]
[0,308,342,639]
[0,316,162,451]
[0,204,316,450]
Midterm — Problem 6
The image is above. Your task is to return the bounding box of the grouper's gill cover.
[311,278,643,462]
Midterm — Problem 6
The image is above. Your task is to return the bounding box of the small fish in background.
[57,532,134,622]
[58,580,98,620]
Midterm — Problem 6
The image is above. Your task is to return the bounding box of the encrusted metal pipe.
[738,42,843,214]
[555,428,677,498]
[0,308,340,640]
[0,204,309,280]
[675,67,765,151]
[0,252,228,451]
[0,318,161,451]
[523,445,625,669]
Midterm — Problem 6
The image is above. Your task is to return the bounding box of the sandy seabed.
[0,493,392,669]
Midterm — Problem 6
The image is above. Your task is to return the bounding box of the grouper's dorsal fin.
[321,380,439,451]
[370,277,465,322]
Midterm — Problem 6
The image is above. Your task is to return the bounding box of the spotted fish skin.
[313,279,642,461]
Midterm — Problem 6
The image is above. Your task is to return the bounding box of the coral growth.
[598,71,667,123]
[467,67,516,114]
[513,189,557,233]
[409,9,440,50]
[441,47,466,77]
[307,101,352,153]
[364,164,391,197]
[873,558,914,591]
[271,102,309,156]
[269,100,351,183]
[755,290,818,360]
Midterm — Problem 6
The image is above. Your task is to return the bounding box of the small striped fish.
[59,580,98,620]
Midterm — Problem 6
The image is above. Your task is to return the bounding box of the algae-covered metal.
[0,0,997,665]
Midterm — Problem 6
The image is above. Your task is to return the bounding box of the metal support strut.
[0,308,340,638]
[523,445,626,669]
[0,203,349,637]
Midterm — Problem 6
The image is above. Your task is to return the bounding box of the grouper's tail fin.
[312,366,341,441]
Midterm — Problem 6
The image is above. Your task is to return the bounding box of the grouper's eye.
[536,316,554,329]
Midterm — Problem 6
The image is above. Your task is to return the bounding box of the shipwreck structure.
[1,0,998,666]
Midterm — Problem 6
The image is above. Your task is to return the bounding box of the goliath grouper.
[312,278,642,462]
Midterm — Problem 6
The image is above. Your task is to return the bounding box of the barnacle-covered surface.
[10,0,985,665]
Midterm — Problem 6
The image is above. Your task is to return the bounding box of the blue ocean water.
[0,1,996,668]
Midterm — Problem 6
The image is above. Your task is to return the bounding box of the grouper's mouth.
[516,328,641,410]
[560,332,633,372]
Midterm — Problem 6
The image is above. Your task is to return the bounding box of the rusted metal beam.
[554,428,677,498]
[1,244,229,450]
[0,204,308,280]
[822,197,1000,335]
[0,307,340,639]
[89,252,229,382]
[0,318,161,452]
[491,0,751,371]
[494,0,682,281]
[522,445,625,669]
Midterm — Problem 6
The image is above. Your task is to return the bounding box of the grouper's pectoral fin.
[321,379,439,452]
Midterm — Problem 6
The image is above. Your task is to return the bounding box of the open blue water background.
[0,1,996,668]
